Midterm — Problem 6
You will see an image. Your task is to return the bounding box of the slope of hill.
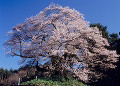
[21,76,88,86]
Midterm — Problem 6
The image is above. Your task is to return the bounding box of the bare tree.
[4,3,119,82]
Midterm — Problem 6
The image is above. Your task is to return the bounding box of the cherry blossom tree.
[4,4,119,82]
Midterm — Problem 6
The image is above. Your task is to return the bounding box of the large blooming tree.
[4,4,119,82]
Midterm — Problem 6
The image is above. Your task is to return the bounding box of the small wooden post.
[18,78,20,85]
[36,76,37,79]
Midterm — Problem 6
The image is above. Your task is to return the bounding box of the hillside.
[21,76,88,86]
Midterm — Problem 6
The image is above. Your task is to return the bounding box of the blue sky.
[0,0,120,70]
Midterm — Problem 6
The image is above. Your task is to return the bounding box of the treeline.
[0,68,15,80]
[0,65,37,85]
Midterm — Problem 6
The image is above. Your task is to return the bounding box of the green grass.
[21,76,88,86]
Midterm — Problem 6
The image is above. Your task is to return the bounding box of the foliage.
[4,3,119,83]
[0,68,14,85]
[0,66,36,85]
[21,76,88,86]
[0,68,13,80]
[90,23,120,54]
[109,33,120,54]
[90,23,109,40]
[89,23,120,86]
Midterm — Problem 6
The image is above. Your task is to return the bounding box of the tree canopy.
[4,4,119,83]
[90,23,109,40]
